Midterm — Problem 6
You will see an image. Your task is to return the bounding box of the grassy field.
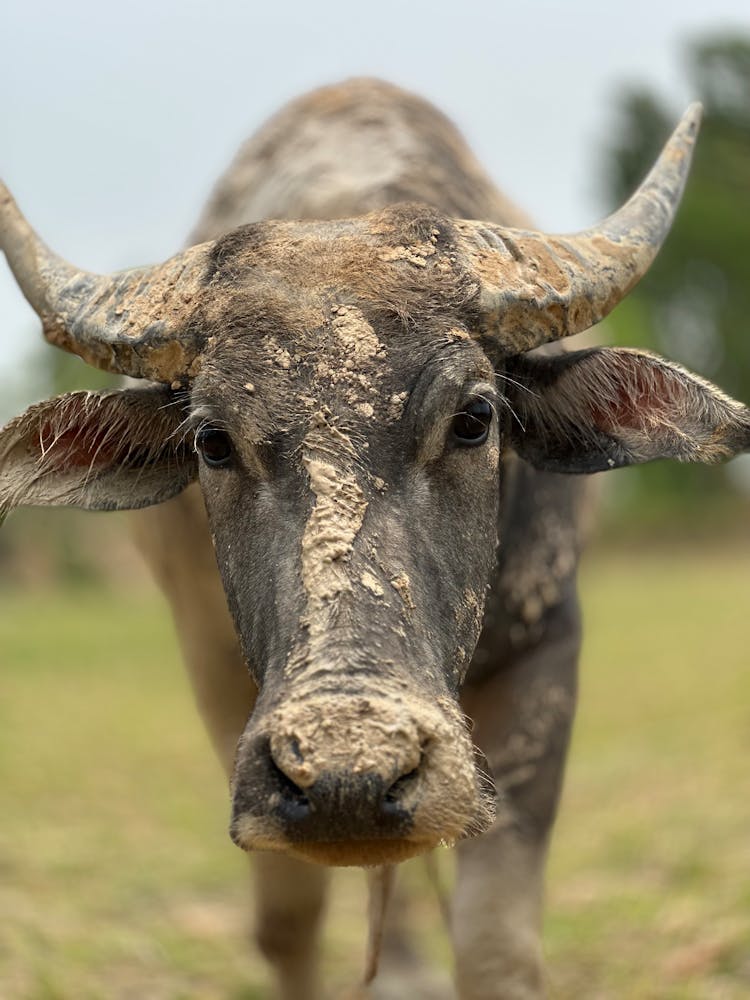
[0,544,748,998]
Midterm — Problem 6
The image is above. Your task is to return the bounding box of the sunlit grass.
[1,544,748,997]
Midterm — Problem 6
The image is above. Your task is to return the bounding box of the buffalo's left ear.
[0,386,198,516]
[503,348,750,474]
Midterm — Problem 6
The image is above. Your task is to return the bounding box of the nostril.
[267,742,312,822]
[383,764,420,807]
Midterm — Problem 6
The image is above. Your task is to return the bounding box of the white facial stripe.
[299,411,368,643]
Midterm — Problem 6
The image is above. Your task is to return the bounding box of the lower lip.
[290,838,437,867]
[241,836,437,867]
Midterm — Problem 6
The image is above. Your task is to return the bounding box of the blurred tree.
[602,34,750,522]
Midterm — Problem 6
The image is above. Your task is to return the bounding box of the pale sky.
[2,0,749,404]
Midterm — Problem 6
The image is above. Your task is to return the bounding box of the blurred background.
[1,2,749,998]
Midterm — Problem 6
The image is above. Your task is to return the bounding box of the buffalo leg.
[253,853,330,1000]
[452,594,581,1000]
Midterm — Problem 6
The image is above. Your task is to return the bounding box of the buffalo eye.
[452,398,493,446]
[195,426,234,467]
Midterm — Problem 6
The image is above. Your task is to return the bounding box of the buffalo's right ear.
[0,387,198,517]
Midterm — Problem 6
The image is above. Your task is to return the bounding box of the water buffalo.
[1,79,748,998]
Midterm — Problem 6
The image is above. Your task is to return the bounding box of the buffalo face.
[191,290,501,865]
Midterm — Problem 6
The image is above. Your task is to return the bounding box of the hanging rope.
[362,864,396,986]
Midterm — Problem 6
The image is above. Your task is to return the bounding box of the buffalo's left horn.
[457,102,702,354]
[0,182,211,383]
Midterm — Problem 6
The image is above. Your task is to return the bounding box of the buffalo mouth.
[229,810,445,867]
[287,837,437,867]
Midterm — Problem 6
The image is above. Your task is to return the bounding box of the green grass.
[547,546,750,999]
[1,545,749,998]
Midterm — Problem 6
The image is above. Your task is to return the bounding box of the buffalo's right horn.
[0,183,211,384]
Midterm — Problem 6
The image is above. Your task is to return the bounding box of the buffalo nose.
[267,736,421,839]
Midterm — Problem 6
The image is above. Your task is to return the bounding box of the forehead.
[192,212,493,427]
[195,293,494,430]
[202,203,461,292]
[195,203,477,338]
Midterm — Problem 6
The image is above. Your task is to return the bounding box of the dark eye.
[452,398,493,446]
[195,426,234,467]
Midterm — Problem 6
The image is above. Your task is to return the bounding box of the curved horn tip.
[0,180,28,242]
[651,101,703,182]
[663,101,703,174]
[0,178,15,206]
[684,101,703,128]
[0,178,55,271]
[675,101,703,146]
[0,179,65,321]
[0,179,37,233]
